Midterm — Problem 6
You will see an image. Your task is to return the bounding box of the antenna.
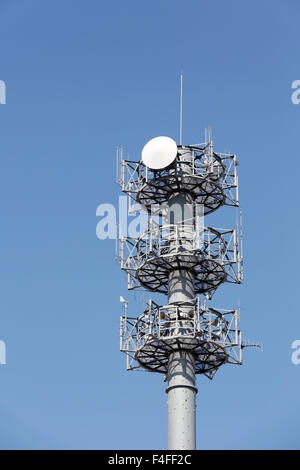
[205,126,212,145]
[180,70,183,145]
[141,136,177,170]
[116,145,123,184]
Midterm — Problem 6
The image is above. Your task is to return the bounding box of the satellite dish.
[142,136,177,170]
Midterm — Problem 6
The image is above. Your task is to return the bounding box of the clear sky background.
[0,0,299,450]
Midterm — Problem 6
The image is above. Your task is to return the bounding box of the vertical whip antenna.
[180,70,183,145]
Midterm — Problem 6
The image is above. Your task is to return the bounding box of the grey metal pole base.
[166,350,197,450]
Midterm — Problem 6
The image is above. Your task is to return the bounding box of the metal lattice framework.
[119,221,243,294]
[117,138,257,389]
[120,299,243,380]
[119,144,239,216]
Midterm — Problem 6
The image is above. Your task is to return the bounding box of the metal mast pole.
[179,71,183,146]
[167,350,197,449]
[166,148,197,449]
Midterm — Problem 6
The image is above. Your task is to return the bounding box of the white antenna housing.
[141,136,177,170]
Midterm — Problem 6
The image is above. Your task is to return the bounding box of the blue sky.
[0,0,299,449]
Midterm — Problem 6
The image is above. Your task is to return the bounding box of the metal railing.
[120,299,243,373]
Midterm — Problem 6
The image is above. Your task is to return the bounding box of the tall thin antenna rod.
[180,71,183,145]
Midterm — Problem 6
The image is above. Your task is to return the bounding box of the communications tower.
[117,123,257,449]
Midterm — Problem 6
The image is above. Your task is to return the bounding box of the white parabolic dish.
[141,136,178,170]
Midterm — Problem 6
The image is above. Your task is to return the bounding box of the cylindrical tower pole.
[166,149,198,450]
[167,350,197,450]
